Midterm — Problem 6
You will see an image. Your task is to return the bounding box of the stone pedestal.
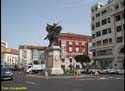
[45,46,64,75]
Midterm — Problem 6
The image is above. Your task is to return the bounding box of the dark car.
[77,69,88,74]
[1,67,14,80]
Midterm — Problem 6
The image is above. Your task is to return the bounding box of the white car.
[79,69,87,74]
[100,67,116,74]
[116,69,124,75]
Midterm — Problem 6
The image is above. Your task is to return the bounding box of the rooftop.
[19,45,48,49]
[59,33,92,38]
[2,48,18,55]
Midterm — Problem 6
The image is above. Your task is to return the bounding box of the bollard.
[75,74,79,80]
[75,70,79,80]
[90,72,93,76]
[95,70,99,78]
[45,71,48,79]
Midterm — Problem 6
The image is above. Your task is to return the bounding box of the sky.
[1,0,108,49]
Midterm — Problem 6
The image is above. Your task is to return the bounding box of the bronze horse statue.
[44,23,62,47]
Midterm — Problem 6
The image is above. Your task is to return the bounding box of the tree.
[74,54,91,68]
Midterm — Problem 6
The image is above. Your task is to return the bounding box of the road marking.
[108,77,114,79]
[99,77,107,80]
[80,78,93,80]
[26,81,37,85]
[115,77,122,80]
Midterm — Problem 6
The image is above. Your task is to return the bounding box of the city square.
[1,0,124,91]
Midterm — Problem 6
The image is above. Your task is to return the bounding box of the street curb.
[26,74,96,79]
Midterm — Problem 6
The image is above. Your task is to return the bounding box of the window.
[102,19,107,25]
[109,38,112,43]
[103,39,108,45]
[95,6,98,10]
[70,58,72,63]
[123,24,125,30]
[116,15,121,21]
[122,12,124,19]
[92,34,95,39]
[92,16,95,21]
[117,37,122,43]
[34,61,39,64]
[96,13,100,18]
[69,41,72,45]
[107,17,111,23]
[76,47,79,52]
[97,50,103,56]
[96,22,100,27]
[102,50,106,56]
[93,43,95,46]
[62,58,65,62]
[92,9,94,13]
[102,29,107,35]
[96,31,101,37]
[114,4,119,10]
[120,1,125,7]
[92,25,95,30]
[97,41,101,46]
[97,51,100,56]
[108,7,112,13]
[93,51,96,56]
[100,5,103,7]
[7,56,9,61]
[69,47,72,52]
[108,28,111,33]
[102,9,107,15]
[97,49,112,56]
[119,47,124,54]
[116,25,122,32]
[105,49,112,55]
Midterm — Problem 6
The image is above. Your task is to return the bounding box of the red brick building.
[57,33,92,69]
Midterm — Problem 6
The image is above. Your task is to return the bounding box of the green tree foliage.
[74,54,91,68]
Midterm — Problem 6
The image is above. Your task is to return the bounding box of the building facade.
[1,40,8,66]
[1,40,8,49]
[57,33,92,69]
[2,48,18,68]
[18,45,47,66]
[90,0,124,69]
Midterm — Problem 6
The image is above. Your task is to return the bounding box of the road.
[1,72,124,91]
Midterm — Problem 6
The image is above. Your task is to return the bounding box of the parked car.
[77,69,87,74]
[1,67,14,80]
[100,67,116,74]
[116,69,124,75]
[88,67,100,73]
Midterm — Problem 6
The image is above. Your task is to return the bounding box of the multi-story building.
[1,40,8,49]
[2,48,18,68]
[90,0,124,69]
[1,40,8,66]
[57,33,92,69]
[18,45,47,66]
